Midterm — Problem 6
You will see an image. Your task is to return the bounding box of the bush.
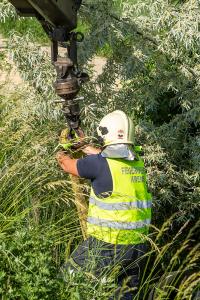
[0,226,62,300]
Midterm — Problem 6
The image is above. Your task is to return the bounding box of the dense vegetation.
[0,0,199,299]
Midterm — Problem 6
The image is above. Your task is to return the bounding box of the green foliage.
[0,0,199,299]
[0,227,62,299]
[0,17,48,44]
[0,0,48,44]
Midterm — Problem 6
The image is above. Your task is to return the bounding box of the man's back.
[79,155,152,245]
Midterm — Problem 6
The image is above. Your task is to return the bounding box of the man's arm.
[56,146,101,176]
[56,151,79,176]
[82,145,101,155]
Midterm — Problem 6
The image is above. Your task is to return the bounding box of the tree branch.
[82,2,197,80]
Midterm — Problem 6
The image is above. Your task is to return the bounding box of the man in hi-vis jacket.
[57,110,152,300]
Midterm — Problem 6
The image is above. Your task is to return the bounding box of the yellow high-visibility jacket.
[87,155,152,245]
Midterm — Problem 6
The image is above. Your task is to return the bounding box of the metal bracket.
[51,29,89,130]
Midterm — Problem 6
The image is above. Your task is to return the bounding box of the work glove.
[58,127,87,151]
[134,146,143,153]
[59,128,75,150]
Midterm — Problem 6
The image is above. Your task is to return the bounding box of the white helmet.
[97,110,134,146]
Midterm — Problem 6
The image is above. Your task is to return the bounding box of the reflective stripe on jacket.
[87,155,152,245]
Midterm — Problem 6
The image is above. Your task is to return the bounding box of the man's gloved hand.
[57,128,101,156]
[58,127,86,151]
[59,128,73,150]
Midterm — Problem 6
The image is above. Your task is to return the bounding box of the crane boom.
[8,0,81,30]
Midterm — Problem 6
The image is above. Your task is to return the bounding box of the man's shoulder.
[77,154,107,179]
[79,153,106,163]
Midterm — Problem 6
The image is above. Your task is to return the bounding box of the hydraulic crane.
[8,0,88,136]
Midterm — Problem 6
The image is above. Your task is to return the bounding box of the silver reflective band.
[89,197,152,210]
[87,217,151,230]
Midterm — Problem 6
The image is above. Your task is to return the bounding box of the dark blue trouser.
[63,237,146,300]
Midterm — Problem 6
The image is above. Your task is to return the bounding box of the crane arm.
[8,0,82,32]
